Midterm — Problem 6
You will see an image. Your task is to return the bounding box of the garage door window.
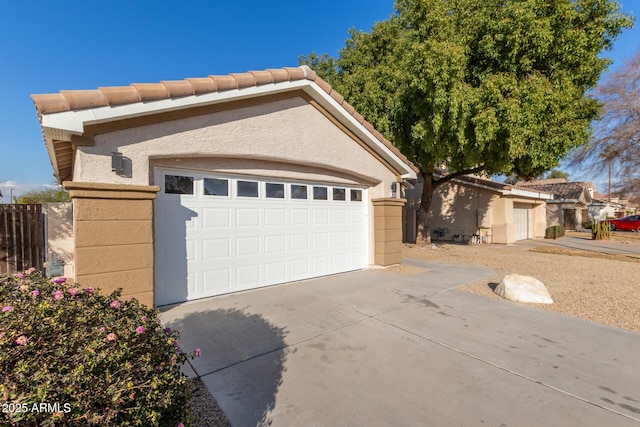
[333,188,346,201]
[237,181,259,197]
[204,178,228,196]
[165,175,193,194]
[350,189,362,202]
[313,186,328,200]
[291,184,308,200]
[266,183,285,199]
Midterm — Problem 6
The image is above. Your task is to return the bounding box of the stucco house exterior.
[516,179,594,229]
[405,174,551,244]
[32,66,417,307]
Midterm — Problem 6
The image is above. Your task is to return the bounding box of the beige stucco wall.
[64,183,159,307]
[44,203,74,279]
[73,96,397,199]
[428,182,498,243]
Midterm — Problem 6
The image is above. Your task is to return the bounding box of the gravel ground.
[404,241,640,333]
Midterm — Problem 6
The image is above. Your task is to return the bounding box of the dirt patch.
[530,246,640,263]
[404,243,640,333]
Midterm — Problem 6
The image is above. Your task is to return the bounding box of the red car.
[603,215,640,231]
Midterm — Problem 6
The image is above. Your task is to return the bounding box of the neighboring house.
[32,66,417,307]
[515,179,594,229]
[590,191,636,220]
[405,174,551,244]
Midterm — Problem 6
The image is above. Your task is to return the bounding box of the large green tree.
[301,0,632,245]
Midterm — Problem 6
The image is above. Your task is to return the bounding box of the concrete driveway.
[161,260,640,426]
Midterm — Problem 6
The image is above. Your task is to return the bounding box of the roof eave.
[38,78,417,181]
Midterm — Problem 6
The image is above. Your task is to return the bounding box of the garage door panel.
[202,208,230,228]
[203,238,230,260]
[236,208,260,227]
[290,209,309,225]
[236,236,260,257]
[265,235,286,253]
[265,208,286,226]
[265,262,287,282]
[155,169,368,306]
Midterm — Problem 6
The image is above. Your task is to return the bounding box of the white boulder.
[494,274,553,304]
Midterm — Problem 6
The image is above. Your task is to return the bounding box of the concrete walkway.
[161,260,640,426]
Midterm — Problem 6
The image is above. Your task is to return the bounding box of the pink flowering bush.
[0,271,197,426]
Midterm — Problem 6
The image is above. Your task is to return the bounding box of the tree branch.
[432,165,486,189]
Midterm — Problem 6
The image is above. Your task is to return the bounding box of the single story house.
[32,66,417,307]
[516,179,594,229]
[405,174,551,244]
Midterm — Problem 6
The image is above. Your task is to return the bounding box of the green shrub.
[544,225,565,239]
[591,220,611,240]
[0,270,198,426]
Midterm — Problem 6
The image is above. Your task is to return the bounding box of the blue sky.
[0,1,637,200]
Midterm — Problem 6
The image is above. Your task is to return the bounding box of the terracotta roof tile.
[267,68,290,83]
[210,75,238,91]
[329,90,345,105]
[31,94,70,114]
[313,77,332,95]
[283,67,306,81]
[230,73,256,89]
[341,100,355,115]
[99,86,141,106]
[161,80,194,98]
[132,83,169,101]
[60,90,107,110]
[249,70,275,85]
[185,77,217,94]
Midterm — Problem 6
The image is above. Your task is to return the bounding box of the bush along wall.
[544,225,565,239]
[0,270,199,426]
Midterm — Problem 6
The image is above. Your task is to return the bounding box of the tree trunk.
[415,169,435,247]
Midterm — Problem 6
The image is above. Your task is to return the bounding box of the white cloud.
[0,181,43,201]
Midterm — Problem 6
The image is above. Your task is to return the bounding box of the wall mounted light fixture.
[111,152,124,173]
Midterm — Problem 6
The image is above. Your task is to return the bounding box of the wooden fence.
[0,204,45,274]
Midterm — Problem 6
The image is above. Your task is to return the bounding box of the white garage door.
[154,169,368,306]
[513,207,531,241]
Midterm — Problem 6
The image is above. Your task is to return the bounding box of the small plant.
[591,220,611,240]
[0,270,199,426]
[544,225,565,239]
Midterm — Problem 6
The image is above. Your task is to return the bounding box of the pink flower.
[69,288,78,296]
[165,327,172,335]
[32,289,40,297]
[54,290,64,300]
[195,348,201,358]
[53,277,66,284]
[26,267,36,274]
[99,327,106,333]
[2,306,13,312]
[105,333,116,341]
[110,300,121,309]
[85,287,93,294]
[141,316,147,322]
[136,326,145,334]
[15,335,28,345]
[14,273,25,279]
[178,423,185,427]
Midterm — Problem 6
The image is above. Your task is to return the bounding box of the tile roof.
[32,66,418,177]
[515,180,593,201]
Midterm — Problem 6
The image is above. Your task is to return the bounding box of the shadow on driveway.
[166,308,290,427]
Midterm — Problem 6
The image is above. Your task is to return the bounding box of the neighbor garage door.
[513,205,531,241]
[154,168,368,306]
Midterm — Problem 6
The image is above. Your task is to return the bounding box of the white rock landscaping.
[494,274,553,304]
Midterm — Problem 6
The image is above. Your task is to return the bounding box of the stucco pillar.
[63,182,160,307]
[372,198,406,266]
[491,198,514,244]
[532,203,547,238]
